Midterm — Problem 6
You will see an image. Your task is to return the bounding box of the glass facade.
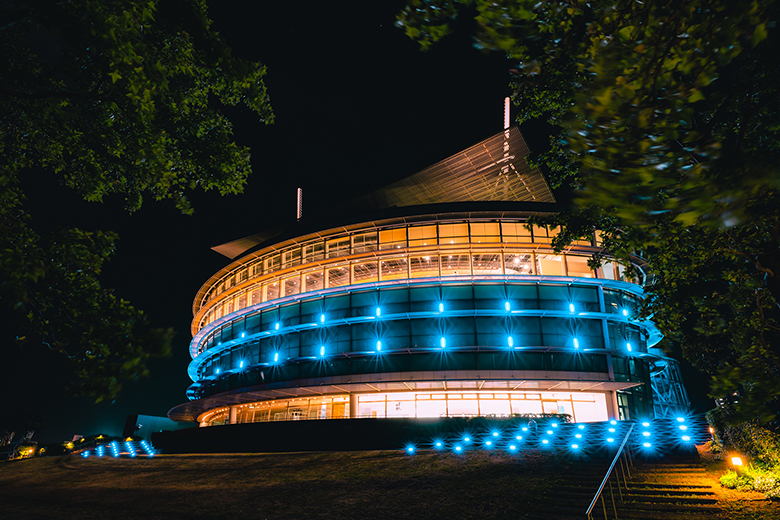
[170,212,689,427]
[193,219,644,332]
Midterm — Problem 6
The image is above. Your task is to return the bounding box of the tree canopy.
[398,0,780,422]
[1,0,273,400]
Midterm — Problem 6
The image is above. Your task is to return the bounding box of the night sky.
[4,1,710,444]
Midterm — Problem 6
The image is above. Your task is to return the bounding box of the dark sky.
[5,1,519,443]
[4,1,711,444]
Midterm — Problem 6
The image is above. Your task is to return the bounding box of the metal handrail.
[586,422,634,519]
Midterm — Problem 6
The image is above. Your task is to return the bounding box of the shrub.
[707,407,780,467]
[720,470,741,489]
[753,475,778,493]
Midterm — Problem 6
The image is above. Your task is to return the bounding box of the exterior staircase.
[526,445,722,519]
[613,451,721,519]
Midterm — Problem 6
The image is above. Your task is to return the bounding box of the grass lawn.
[0,450,573,519]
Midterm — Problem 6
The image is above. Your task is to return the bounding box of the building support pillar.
[349,393,358,418]
[605,391,619,421]
[229,406,238,425]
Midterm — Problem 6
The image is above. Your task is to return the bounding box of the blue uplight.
[573,338,580,349]
[505,301,511,311]
[679,425,688,431]
[608,428,615,433]
[551,422,558,428]
[440,337,446,348]
[216,368,220,374]
[455,446,462,452]
[320,314,325,323]
[485,440,492,446]
[435,441,443,448]
[407,446,415,454]
[376,307,381,317]
[542,439,549,445]
[463,436,471,443]
[607,438,614,443]
[569,303,576,313]
[82,451,89,458]
[239,360,244,368]
[492,431,499,437]
[642,421,650,427]
[643,442,652,448]
[677,417,686,423]
[509,445,517,451]
[682,435,691,441]
[516,435,522,440]
[241,332,245,338]
[610,420,617,425]
[521,427,528,432]
[320,346,325,357]
[508,336,514,347]
[273,352,279,363]
[578,424,585,430]
[622,309,628,316]
[626,342,632,352]
[438,302,444,313]
[376,340,382,351]
[275,322,280,330]
[575,434,582,439]
[642,431,650,437]
[571,444,579,449]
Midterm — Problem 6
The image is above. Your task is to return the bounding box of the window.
[469,222,500,243]
[303,242,325,264]
[535,254,563,276]
[304,271,324,291]
[501,222,532,242]
[327,267,350,287]
[250,287,262,306]
[353,261,379,284]
[472,253,502,275]
[282,248,302,269]
[438,223,469,244]
[379,228,407,250]
[352,233,378,253]
[408,225,436,248]
[566,255,595,278]
[266,281,280,300]
[265,255,281,274]
[283,276,301,297]
[380,258,408,280]
[504,253,533,275]
[441,253,470,276]
[326,237,350,259]
[410,255,439,278]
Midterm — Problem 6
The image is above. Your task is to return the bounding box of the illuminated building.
[168,126,690,428]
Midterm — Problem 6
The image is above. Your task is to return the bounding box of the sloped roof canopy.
[356,126,555,209]
[212,126,555,259]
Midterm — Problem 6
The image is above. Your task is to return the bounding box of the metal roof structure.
[212,126,555,259]
[356,126,555,209]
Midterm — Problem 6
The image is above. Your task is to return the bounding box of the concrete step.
[624,495,718,505]
[618,502,722,514]
[625,488,715,497]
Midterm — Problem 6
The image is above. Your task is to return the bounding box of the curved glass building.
[168,127,690,427]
